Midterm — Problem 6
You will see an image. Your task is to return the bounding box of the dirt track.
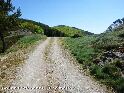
[5,37,109,93]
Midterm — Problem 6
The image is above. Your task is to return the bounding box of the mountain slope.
[53,25,94,37]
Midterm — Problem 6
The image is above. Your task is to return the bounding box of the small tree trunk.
[0,32,5,53]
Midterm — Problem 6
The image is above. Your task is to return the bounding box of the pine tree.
[0,0,21,53]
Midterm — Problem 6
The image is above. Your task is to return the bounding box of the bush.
[90,65,107,79]
[71,34,81,38]
[113,60,123,70]
[0,35,23,53]
[20,22,44,34]
[6,34,46,53]
[115,77,124,93]
[54,25,83,37]
[102,64,121,78]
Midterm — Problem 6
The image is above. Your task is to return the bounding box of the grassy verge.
[62,36,97,68]
[6,34,46,53]
[0,34,46,91]
[62,36,124,93]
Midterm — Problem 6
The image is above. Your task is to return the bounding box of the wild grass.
[6,34,46,53]
[63,36,97,67]
[63,35,124,93]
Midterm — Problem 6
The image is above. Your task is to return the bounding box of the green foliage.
[94,29,124,50]
[54,25,84,37]
[17,34,42,46]
[113,60,123,69]
[102,64,121,78]
[7,34,46,53]
[19,18,49,31]
[63,35,124,93]
[34,25,44,34]
[19,19,92,37]
[63,36,97,66]
[106,18,124,32]
[90,65,105,79]
[0,0,21,52]
[20,22,44,34]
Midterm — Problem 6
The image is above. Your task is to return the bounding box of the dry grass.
[0,34,46,91]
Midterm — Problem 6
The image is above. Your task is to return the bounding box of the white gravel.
[5,37,51,93]
[47,37,108,93]
[4,37,109,93]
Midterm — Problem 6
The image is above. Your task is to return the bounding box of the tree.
[121,18,124,24]
[20,22,44,34]
[113,19,123,27]
[0,0,21,53]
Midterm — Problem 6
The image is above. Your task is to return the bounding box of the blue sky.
[13,0,124,34]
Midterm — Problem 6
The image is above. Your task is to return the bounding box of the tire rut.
[44,38,61,93]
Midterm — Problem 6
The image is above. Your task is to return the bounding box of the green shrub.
[54,25,83,37]
[20,22,44,34]
[115,77,124,93]
[94,29,124,50]
[112,60,123,70]
[6,34,46,53]
[102,64,121,78]
[0,35,23,53]
[90,65,106,79]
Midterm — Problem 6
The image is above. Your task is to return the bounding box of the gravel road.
[4,37,109,93]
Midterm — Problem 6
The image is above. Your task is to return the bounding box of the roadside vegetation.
[6,34,46,53]
[62,21,124,93]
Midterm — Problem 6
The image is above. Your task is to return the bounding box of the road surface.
[5,37,109,93]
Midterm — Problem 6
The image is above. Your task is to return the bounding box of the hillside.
[19,19,93,37]
[1,16,93,53]
[53,25,94,37]
[96,17,124,50]
[106,18,124,32]
[63,18,124,93]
